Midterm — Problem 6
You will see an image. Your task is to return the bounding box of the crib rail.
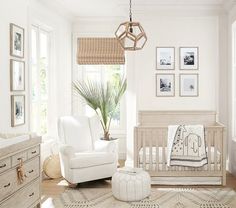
[134,124,226,185]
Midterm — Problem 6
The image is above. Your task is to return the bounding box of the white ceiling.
[40,0,233,18]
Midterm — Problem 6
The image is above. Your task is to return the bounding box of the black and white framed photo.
[156,47,175,70]
[10,23,24,58]
[180,74,199,97]
[156,74,175,97]
[179,47,199,70]
[10,59,25,91]
[11,95,25,127]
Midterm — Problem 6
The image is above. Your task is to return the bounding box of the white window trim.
[232,23,236,140]
[29,23,53,138]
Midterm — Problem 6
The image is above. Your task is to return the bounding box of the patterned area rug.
[53,182,236,208]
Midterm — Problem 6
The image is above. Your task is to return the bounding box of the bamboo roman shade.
[77,38,125,65]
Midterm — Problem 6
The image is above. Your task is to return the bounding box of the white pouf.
[112,167,151,201]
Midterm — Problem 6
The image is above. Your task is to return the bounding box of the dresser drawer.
[12,151,27,167]
[0,158,11,174]
[0,169,17,201]
[21,157,40,187]
[27,146,39,159]
[0,179,40,208]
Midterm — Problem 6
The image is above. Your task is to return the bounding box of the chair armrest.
[59,145,76,159]
[94,140,117,153]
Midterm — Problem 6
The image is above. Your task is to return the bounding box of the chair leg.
[65,179,77,188]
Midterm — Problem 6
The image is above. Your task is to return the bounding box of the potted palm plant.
[73,78,127,140]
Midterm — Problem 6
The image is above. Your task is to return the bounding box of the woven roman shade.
[77,38,125,65]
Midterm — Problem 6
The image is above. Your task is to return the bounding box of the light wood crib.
[134,111,226,185]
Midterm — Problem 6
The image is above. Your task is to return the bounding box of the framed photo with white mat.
[156,74,175,97]
[156,47,175,70]
[179,47,198,70]
[179,74,199,97]
[10,23,24,58]
[11,95,25,127]
[10,59,25,91]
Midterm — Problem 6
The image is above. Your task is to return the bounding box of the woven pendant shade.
[77,38,125,65]
[115,0,147,51]
[115,21,147,51]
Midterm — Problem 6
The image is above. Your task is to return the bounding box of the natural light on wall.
[80,65,126,129]
[233,22,236,139]
[30,25,50,136]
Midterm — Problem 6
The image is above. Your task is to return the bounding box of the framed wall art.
[11,95,25,127]
[179,47,198,70]
[179,74,199,97]
[156,74,175,97]
[10,59,25,91]
[156,47,175,70]
[10,23,24,58]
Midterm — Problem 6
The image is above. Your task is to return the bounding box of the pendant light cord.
[129,0,132,22]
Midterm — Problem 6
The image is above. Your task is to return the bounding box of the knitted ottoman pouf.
[112,167,151,201]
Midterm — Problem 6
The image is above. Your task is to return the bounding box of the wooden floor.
[41,172,236,207]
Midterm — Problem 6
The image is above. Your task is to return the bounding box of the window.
[30,25,50,136]
[79,65,126,131]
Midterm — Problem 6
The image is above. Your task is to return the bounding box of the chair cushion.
[69,152,116,169]
[58,116,93,152]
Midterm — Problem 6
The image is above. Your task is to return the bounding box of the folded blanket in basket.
[167,125,207,167]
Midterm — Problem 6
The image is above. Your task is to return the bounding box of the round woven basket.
[43,154,62,179]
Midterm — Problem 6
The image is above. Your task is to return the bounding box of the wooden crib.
[134,111,226,185]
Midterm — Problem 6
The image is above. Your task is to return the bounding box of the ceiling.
[40,0,233,18]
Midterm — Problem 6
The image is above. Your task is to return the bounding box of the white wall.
[135,16,219,111]
[0,0,30,133]
[72,12,220,163]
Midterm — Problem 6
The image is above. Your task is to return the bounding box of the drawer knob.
[17,158,22,161]
[4,183,10,188]
[31,151,37,154]
[0,164,6,168]
[29,192,34,197]
[29,170,34,173]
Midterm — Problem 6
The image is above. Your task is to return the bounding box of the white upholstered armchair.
[58,115,117,184]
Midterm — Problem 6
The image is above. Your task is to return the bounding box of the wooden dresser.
[0,136,41,208]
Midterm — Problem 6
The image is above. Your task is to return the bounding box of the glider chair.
[58,115,117,185]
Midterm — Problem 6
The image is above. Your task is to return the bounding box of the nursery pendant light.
[115,0,147,51]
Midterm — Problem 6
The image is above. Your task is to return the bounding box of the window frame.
[29,24,52,137]
[78,64,127,134]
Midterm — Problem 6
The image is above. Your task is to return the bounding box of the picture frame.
[179,47,199,70]
[156,47,175,70]
[179,74,199,97]
[156,74,175,97]
[10,23,24,58]
[11,95,25,127]
[10,59,25,91]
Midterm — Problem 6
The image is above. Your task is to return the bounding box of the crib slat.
[155,131,159,171]
[137,130,141,168]
[207,130,212,171]
[149,131,153,171]
[142,131,146,170]
[162,129,165,171]
[214,131,218,171]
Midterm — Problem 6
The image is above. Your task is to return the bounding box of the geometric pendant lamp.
[115,0,147,51]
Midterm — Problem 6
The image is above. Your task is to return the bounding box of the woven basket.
[43,154,62,179]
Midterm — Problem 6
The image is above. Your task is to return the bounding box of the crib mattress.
[139,147,221,164]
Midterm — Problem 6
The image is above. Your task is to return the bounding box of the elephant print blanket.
[167,125,207,167]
